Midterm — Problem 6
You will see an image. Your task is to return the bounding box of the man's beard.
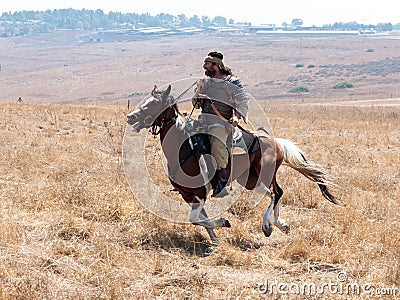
[204,68,216,77]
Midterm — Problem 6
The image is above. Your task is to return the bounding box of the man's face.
[203,61,217,77]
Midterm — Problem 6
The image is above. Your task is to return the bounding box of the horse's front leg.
[189,196,231,245]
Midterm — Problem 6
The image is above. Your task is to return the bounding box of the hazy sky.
[1,0,398,26]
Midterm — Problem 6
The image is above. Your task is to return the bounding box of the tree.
[190,15,202,26]
[202,16,211,26]
[291,18,303,27]
[212,16,227,26]
[177,14,190,26]
[157,13,175,25]
[376,22,393,32]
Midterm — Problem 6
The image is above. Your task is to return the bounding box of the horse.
[126,85,338,246]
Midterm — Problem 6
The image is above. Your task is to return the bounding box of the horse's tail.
[275,138,339,204]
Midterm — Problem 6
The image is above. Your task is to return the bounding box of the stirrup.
[212,184,229,198]
[212,168,229,197]
[212,187,229,198]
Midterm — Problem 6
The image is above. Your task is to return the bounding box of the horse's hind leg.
[262,178,290,236]
[272,201,290,234]
[254,161,278,237]
[258,139,289,237]
[263,196,290,236]
[270,179,290,234]
[262,197,275,237]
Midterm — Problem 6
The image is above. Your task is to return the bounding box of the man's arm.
[192,78,205,108]
[230,77,249,123]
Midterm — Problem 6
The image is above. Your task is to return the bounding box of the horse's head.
[127,85,175,132]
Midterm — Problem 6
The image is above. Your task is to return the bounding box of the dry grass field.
[0,31,399,299]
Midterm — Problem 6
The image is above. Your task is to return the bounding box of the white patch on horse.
[272,202,290,233]
[181,119,211,193]
[263,199,275,227]
[198,155,212,193]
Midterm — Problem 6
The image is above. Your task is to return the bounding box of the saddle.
[231,129,260,155]
[192,125,260,157]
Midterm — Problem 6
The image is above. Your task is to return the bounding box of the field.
[0,31,399,299]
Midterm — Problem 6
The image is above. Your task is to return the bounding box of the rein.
[150,106,178,136]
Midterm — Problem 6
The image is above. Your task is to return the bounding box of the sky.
[0,0,398,26]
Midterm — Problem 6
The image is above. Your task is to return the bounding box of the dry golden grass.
[0,100,398,299]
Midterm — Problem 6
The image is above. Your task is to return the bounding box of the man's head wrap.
[204,51,224,68]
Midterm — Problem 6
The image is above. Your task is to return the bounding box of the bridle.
[148,81,196,136]
[150,104,179,136]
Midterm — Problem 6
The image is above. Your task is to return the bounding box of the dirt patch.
[1,31,400,104]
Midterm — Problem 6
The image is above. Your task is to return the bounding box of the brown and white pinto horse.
[126,85,338,245]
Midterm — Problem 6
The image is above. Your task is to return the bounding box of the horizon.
[1,0,399,27]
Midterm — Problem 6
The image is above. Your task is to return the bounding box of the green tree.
[177,14,190,26]
[376,22,392,31]
[189,15,202,26]
[213,16,227,26]
[291,18,303,27]
[202,16,211,26]
[157,13,175,25]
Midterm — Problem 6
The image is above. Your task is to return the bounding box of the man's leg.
[209,125,229,197]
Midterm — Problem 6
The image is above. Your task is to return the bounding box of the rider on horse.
[192,51,250,198]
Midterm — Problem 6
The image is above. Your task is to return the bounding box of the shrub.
[333,82,354,89]
[128,92,142,97]
[289,86,309,93]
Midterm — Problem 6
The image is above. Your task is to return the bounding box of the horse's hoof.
[262,224,273,237]
[223,219,231,228]
[216,218,231,228]
[282,224,290,234]
[204,246,218,256]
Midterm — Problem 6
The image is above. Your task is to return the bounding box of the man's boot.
[212,168,229,198]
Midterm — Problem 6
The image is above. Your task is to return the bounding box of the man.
[192,51,249,197]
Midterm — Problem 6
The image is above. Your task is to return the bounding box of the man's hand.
[192,93,211,109]
[192,97,203,109]
[230,115,239,127]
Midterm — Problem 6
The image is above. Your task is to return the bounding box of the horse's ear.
[162,85,171,102]
[151,85,158,96]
